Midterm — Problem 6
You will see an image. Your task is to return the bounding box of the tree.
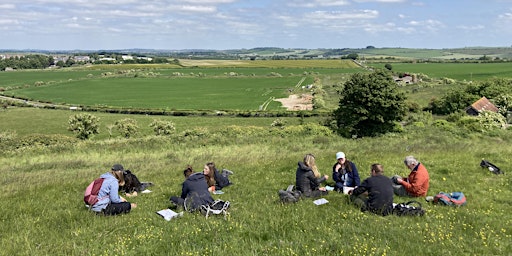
[68,113,100,140]
[384,63,393,71]
[333,70,406,137]
[346,53,359,60]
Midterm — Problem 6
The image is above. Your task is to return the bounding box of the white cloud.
[288,0,350,8]
[0,4,15,9]
[305,10,379,20]
[456,25,485,30]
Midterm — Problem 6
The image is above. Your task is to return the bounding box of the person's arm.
[180,182,188,199]
[404,170,428,195]
[332,163,342,182]
[306,171,322,188]
[351,179,369,196]
[352,163,361,186]
[108,180,123,203]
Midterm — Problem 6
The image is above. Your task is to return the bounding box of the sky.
[1,0,511,51]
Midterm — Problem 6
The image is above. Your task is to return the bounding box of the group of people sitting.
[88,152,429,217]
[88,162,233,216]
[296,153,430,216]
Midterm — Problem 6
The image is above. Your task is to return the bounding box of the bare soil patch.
[274,94,313,111]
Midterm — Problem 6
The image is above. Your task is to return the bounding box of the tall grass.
[0,113,511,255]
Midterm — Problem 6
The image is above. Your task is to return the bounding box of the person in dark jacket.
[296,153,329,198]
[332,152,360,192]
[203,162,232,192]
[170,166,214,211]
[348,163,394,216]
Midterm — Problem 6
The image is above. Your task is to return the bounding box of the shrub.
[68,113,100,140]
[114,118,139,138]
[270,118,286,128]
[149,119,176,136]
[404,111,433,126]
[457,111,506,132]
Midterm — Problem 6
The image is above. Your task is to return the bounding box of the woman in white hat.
[332,152,360,192]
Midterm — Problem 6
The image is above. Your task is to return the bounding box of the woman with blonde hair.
[90,164,137,215]
[295,154,329,198]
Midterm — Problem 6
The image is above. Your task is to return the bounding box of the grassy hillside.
[0,110,511,255]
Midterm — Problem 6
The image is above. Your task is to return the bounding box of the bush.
[457,111,506,132]
[114,118,139,138]
[149,119,176,136]
[68,113,100,140]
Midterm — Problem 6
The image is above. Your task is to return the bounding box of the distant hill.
[1,47,511,60]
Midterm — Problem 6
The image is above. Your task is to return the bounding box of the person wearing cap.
[391,155,429,197]
[91,164,137,215]
[170,165,214,211]
[332,152,360,192]
[348,164,394,216]
[296,153,329,198]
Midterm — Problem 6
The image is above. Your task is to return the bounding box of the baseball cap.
[336,152,345,160]
[111,164,124,171]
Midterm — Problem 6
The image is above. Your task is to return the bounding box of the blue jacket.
[332,161,360,187]
[91,172,123,212]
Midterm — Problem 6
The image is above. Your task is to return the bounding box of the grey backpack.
[278,185,301,203]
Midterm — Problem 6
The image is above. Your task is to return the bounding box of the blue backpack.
[433,192,466,206]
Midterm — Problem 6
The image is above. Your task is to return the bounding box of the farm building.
[465,96,499,116]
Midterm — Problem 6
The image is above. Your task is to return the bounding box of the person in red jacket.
[392,156,429,197]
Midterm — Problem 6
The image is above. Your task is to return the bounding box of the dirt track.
[274,94,313,110]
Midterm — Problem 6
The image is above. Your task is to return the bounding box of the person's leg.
[391,175,409,196]
[221,169,233,177]
[170,196,185,209]
[350,194,367,210]
[103,202,132,216]
[334,182,344,192]
[393,184,409,196]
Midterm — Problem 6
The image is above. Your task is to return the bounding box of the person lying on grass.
[203,162,233,193]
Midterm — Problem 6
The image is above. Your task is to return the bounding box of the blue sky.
[1,0,511,50]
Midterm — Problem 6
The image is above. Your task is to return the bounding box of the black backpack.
[392,201,425,217]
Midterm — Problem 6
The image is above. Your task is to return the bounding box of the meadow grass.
[0,108,316,139]
[0,108,511,255]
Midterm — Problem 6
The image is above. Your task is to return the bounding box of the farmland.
[0,59,512,255]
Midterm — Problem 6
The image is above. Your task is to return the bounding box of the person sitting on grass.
[203,162,233,193]
[91,164,137,216]
[170,165,213,211]
[332,151,360,192]
[296,153,329,198]
[348,163,394,216]
[391,155,430,197]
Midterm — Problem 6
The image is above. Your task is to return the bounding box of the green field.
[1,60,512,255]
[6,76,309,111]
[369,62,512,81]
[3,60,511,114]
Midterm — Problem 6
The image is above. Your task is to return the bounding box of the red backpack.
[84,178,105,206]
